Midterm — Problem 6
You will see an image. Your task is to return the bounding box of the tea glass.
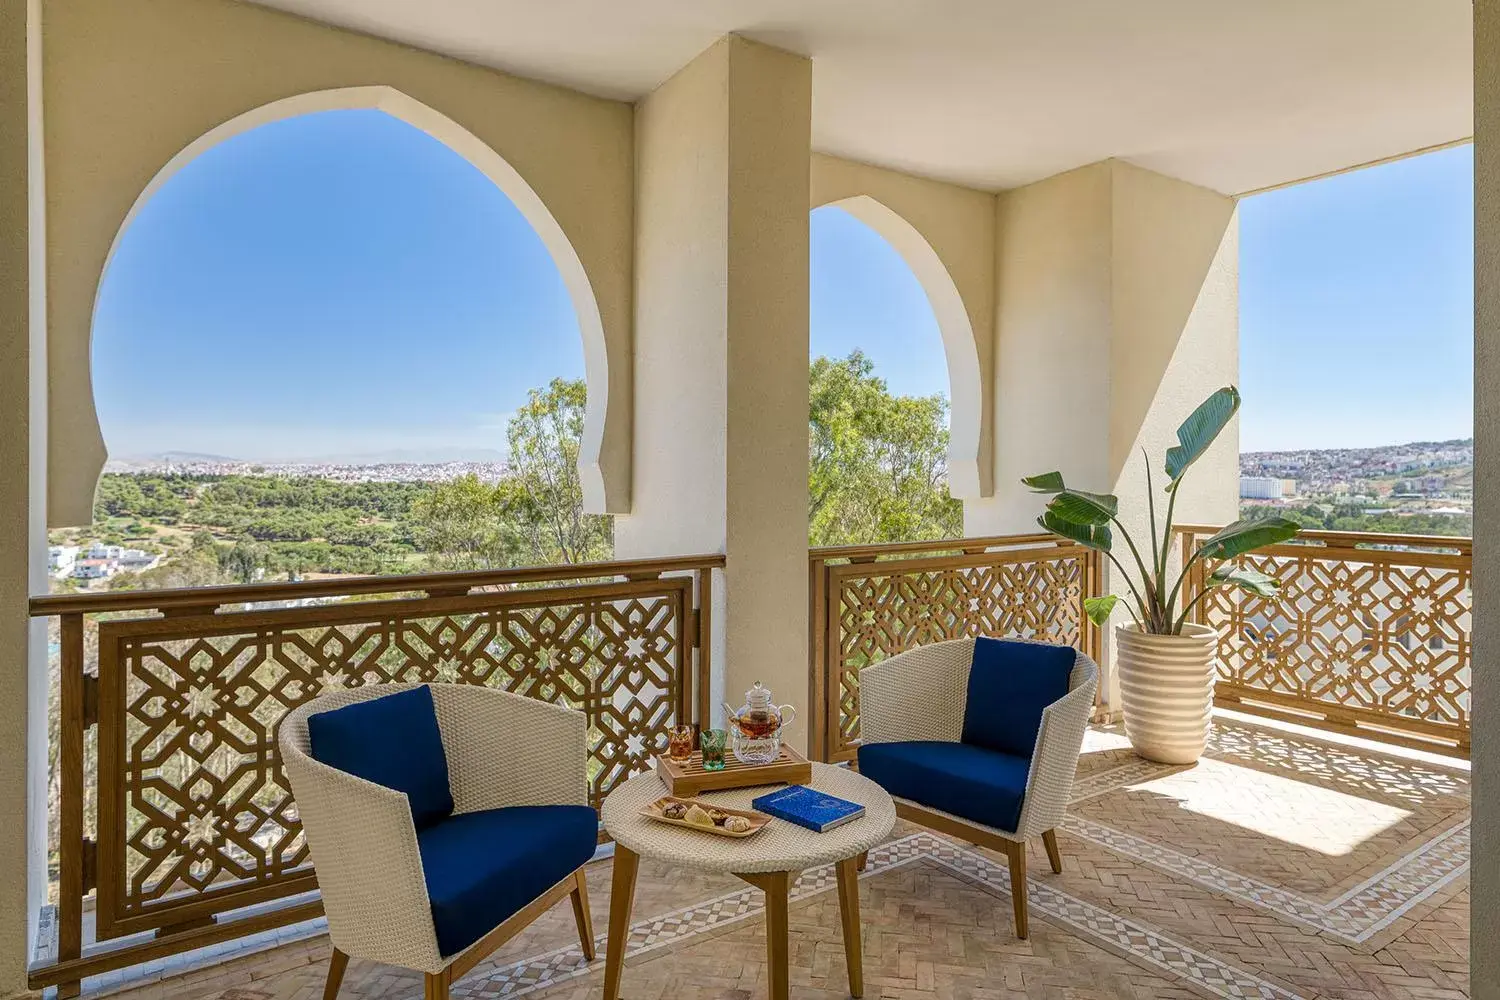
[667,725,695,762]
[700,728,728,771]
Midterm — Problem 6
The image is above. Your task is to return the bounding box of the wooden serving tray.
[639,796,772,838]
[653,744,812,797]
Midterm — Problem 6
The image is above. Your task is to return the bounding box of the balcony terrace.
[3,1,1492,999]
[22,530,1474,999]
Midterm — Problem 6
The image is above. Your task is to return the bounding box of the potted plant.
[1025,386,1298,764]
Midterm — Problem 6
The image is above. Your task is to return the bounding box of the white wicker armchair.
[857,638,1098,937]
[279,683,596,1000]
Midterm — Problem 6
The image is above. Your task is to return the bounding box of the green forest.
[52,354,1470,595]
[55,355,961,591]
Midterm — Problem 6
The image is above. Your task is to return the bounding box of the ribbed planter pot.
[1116,622,1220,765]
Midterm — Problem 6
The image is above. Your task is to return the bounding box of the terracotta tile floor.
[87,716,1471,1000]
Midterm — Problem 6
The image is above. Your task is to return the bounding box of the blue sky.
[1239,144,1472,451]
[93,109,1472,460]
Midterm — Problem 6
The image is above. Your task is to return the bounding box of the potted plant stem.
[1025,386,1299,763]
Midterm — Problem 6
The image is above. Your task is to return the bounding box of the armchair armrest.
[281,749,444,972]
[1014,655,1098,838]
[857,639,974,746]
[432,686,590,814]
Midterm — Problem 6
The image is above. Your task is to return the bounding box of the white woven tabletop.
[601,762,897,874]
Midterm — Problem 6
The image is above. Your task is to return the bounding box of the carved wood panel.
[822,546,1093,762]
[94,578,690,938]
[1192,541,1470,753]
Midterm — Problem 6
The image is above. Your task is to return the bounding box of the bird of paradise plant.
[1025,386,1300,635]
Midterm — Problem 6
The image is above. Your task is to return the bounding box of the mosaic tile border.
[1063,734,1471,946]
[450,833,1307,1000]
[60,725,1471,999]
[1064,814,1469,944]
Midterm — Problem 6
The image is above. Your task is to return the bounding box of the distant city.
[105,452,508,485]
[1238,437,1472,522]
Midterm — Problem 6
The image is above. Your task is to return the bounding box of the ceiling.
[246,0,1474,194]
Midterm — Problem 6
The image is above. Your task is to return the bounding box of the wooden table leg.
[603,845,640,1000]
[738,871,792,1000]
[835,857,864,997]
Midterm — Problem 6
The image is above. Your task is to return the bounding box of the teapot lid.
[745,680,772,712]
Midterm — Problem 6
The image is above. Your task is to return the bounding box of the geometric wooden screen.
[1180,528,1470,758]
[809,537,1101,763]
[93,577,691,940]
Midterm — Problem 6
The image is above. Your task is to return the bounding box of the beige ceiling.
[246,0,1473,195]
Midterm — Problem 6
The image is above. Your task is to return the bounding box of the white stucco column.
[616,35,812,749]
[966,159,1240,709]
[0,0,50,994]
[1472,4,1498,997]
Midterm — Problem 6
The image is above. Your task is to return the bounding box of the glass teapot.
[723,681,797,764]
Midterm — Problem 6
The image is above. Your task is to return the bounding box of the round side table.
[599,762,896,1000]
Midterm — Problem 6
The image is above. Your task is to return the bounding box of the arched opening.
[64,89,615,591]
[808,198,981,545]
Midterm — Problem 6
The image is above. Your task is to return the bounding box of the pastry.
[661,801,688,820]
[723,815,752,833]
[684,804,715,828]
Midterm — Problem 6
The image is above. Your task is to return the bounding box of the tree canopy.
[76,358,963,591]
[809,351,961,546]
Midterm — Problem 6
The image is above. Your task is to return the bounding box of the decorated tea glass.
[700,728,728,770]
[667,724,695,762]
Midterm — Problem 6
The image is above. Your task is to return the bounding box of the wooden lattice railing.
[808,534,1104,763]
[1176,525,1471,757]
[30,554,722,996]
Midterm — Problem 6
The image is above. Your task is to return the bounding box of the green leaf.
[1195,516,1299,562]
[1208,565,1282,598]
[1037,512,1112,551]
[1023,471,1066,494]
[1046,490,1118,526]
[1164,387,1241,487]
[1083,594,1120,627]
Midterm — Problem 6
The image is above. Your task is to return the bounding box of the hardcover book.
[751,785,865,833]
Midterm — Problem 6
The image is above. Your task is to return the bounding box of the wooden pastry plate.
[638,795,772,838]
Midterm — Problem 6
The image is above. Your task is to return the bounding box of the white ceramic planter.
[1115,622,1220,764]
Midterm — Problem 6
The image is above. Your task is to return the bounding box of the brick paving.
[91,717,1470,1000]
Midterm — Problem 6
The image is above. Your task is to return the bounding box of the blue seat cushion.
[306,686,453,830]
[858,740,1030,833]
[418,805,598,957]
[960,637,1075,759]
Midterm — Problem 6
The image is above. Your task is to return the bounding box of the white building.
[1240,477,1294,500]
[46,545,79,577]
[70,558,114,581]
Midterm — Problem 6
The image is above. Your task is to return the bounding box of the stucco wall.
[976,162,1115,535]
[42,0,635,524]
[809,155,996,499]
[970,159,1237,705]
[622,42,731,560]
[1472,3,1497,996]
[0,0,48,992]
[617,36,812,745]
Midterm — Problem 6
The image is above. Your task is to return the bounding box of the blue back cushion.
[307,685,454,830]
[959,638,1075,759]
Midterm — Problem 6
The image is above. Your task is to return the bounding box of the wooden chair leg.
[323,947,349,1000]
[570,867,596,960]
[424,969,451,1000]
[1042,829,1064,874]
[1005,841,1029,939]
[855,849,868,872]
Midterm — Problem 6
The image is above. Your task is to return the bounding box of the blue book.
[752,785,866,833]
